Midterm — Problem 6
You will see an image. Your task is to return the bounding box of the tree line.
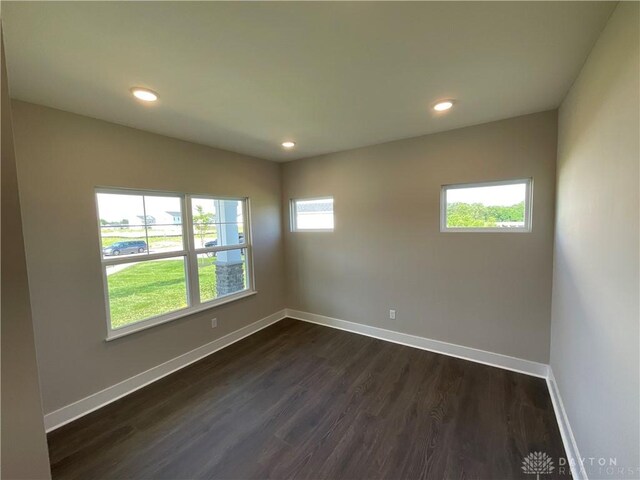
[447,201,525,227]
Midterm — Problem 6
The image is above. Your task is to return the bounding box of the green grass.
[107,256,248,329]
[107,259,191,328]
[197,256,218,303]
[446,201,525,228]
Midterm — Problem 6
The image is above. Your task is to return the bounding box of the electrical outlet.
[389,309,396,320]
[211,318,217,328]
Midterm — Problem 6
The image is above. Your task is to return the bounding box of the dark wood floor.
[48,319,569,479]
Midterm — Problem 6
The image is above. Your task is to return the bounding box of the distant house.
[135,215,156,225]
[166,211,182,224]
[131,211,182,226]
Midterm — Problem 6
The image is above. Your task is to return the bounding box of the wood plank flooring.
[48,318,569,479]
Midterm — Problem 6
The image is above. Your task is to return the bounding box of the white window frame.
[440,178,533,233]
[95,187,256,340]
[290,196,335,232]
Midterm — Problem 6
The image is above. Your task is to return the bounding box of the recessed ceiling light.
[282,141,296,149]
[433,100,454,112]
[131,87,158,102]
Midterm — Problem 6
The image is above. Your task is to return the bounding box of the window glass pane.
[106,257,188,329]
[97,192,146,252]
[444,181,529,230]
[101,227,147,258]
[98,193,145,227]
[218,199,244,223]
[193,224,219,249]
[192,198,246,248]
[147,225,184,253]
[197,248,247,303]
[192,198,217,223]
[143,195,184,252]
[294,198,334,230]
[217,223,245,246]
[143,195,182,225]
[98,192,185,256]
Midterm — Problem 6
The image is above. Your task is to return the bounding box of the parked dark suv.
[204,233,245,256]
[204,233,245,249]
[103,240,148,256]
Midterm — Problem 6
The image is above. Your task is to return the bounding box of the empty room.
[1,2,638,479]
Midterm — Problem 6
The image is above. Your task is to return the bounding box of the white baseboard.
[44,309,287,432]
[547,367,586,480]
[285,309,549,378]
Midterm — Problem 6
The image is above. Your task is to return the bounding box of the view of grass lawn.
[107,256,247,329]
[99,194,250,330]
[197,256,218,302]
[108,259,192,328]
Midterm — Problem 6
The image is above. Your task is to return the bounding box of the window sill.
[105,290,258,341]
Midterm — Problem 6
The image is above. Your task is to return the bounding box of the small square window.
[441,179,532,232]
[291,197,334,231]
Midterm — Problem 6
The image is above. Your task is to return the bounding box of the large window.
[96,189,253,339]
[441,179,532,232]
[291,197,334,231]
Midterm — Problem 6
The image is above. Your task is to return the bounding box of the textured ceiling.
[3,1,614,161]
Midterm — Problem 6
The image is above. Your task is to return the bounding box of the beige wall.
[11,101,286,414]
[551,2,639,475]
[1,35,51,478]
[282,111,557,363]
